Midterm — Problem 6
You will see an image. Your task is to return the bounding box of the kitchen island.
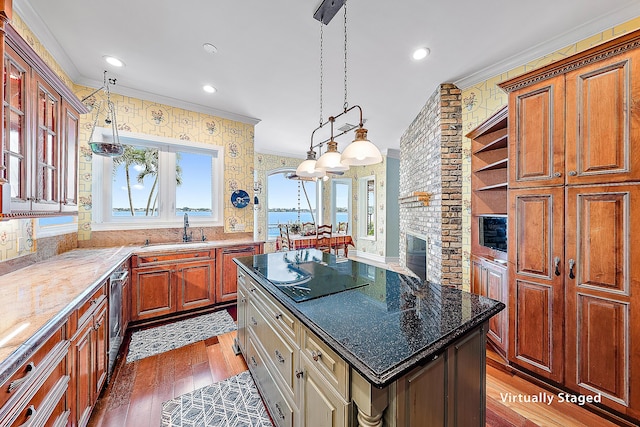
[234,249,505,427]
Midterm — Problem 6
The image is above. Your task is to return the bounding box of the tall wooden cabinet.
[499,30,640,422]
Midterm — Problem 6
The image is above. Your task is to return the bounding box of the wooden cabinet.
[131,251,215,322]
[471,256,508,358]
[507,187,565,383]
[0,325,70,427]
[215,243,262,303]
[299,352,349,427]
[0,25,85,218]
[499,30,640,421]
[70,284,108,427]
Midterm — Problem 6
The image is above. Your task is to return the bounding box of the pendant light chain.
[343,0,348,111]
[319,21,324,127]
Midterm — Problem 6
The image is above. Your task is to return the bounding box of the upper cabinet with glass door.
[0,25,87,218]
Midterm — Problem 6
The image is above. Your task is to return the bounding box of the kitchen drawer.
[301,326,349,400]
[75,282,107,330]
[0,326,66,407]
[245,275,297,342]
[247,334,295,427]
[0,328,70,427]
[247,300,297,396]
[133,250,212,267]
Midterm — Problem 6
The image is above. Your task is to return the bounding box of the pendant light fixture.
[298,0,382,175]
[83,71,124,157]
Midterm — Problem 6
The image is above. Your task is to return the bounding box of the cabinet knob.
[554,172,562,177]
[25,405,36,418]
[311,350,322,362]
[295,370,304,379]
[568,170,577,176]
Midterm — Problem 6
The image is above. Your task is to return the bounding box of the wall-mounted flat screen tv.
[479,215,507,252]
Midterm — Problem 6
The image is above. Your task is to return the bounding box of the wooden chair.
[335,222,349,257]
[316,224,333,253]
[301,222,316,236]
[278,224,292,251]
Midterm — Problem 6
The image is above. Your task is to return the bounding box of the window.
[359,176,375,239]
[36,216,77,237]
[331,178,351,229]
[92,129,223,228]
[266,169,317,239]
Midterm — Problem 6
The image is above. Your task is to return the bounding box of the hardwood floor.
[88,311,627,427]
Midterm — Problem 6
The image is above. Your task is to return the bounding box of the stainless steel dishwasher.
[108,262,128,380]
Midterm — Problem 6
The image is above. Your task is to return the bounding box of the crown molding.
[455,2,640,90]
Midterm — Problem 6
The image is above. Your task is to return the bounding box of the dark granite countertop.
[235,249,505,388]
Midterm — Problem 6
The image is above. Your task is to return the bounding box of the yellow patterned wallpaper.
[459,17,640,291]
[75,87,255,239]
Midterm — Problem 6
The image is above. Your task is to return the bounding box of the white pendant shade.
[340,128,383,166]
[296,156,325,178]
[315,140,349,172]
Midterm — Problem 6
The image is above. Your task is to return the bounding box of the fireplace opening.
[406,233,427,282]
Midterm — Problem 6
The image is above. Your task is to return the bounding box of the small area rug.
[126,310,237,363]
[161,370,273,427]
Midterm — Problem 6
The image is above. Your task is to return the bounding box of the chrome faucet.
[183,212,192,242]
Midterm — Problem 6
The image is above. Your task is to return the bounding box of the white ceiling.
[15,0,640,158]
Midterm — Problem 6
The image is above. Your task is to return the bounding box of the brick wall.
[399,83,463,287]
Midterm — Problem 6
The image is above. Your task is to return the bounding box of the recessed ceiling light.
[412,47,430,61]
[203,85,216,93]
[202,43,218,54]
[103,56,125,67]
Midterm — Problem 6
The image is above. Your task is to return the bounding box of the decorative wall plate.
[231,189,250,208]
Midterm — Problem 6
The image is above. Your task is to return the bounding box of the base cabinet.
[130,251,215,322]
[471,256,508,357]
[216,244,262,303]
[71,296,108,427]
[237,267,487,427]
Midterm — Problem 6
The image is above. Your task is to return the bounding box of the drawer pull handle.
[295,370,304,379]
[250,288,256,293]
[240,298,247,303]
[8,362,36,392]
[275,350,285,364]
[275,314,282,320]
[311,350,322,362]
[250,356,258,368]
[251,317,258,326]
[90,299,98,305]
[275,403,286,420]
[25,405,36,418]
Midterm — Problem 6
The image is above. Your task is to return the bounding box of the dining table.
[276,233,355,257]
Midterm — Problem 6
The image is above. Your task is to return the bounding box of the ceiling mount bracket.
[313,0,345,24]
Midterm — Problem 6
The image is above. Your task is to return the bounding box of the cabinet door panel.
[565,50,640,184]
[508,187,564,382]
[486,264,507,349]
[217,246,257,303]
[301,355,347,427]
[509,76,565,188]
[93,303,108,400]
[565,184,640,416]
[73,320,93,427]
[132,267,173,321]
[177,261,215,311]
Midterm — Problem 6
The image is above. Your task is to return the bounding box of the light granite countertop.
[0,239,261,385]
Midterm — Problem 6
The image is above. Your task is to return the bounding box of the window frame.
[331,178,352,230]
[91,128,224,230]
[358,175,376,240]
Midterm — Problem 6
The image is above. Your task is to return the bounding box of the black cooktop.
[252,250,370,302]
